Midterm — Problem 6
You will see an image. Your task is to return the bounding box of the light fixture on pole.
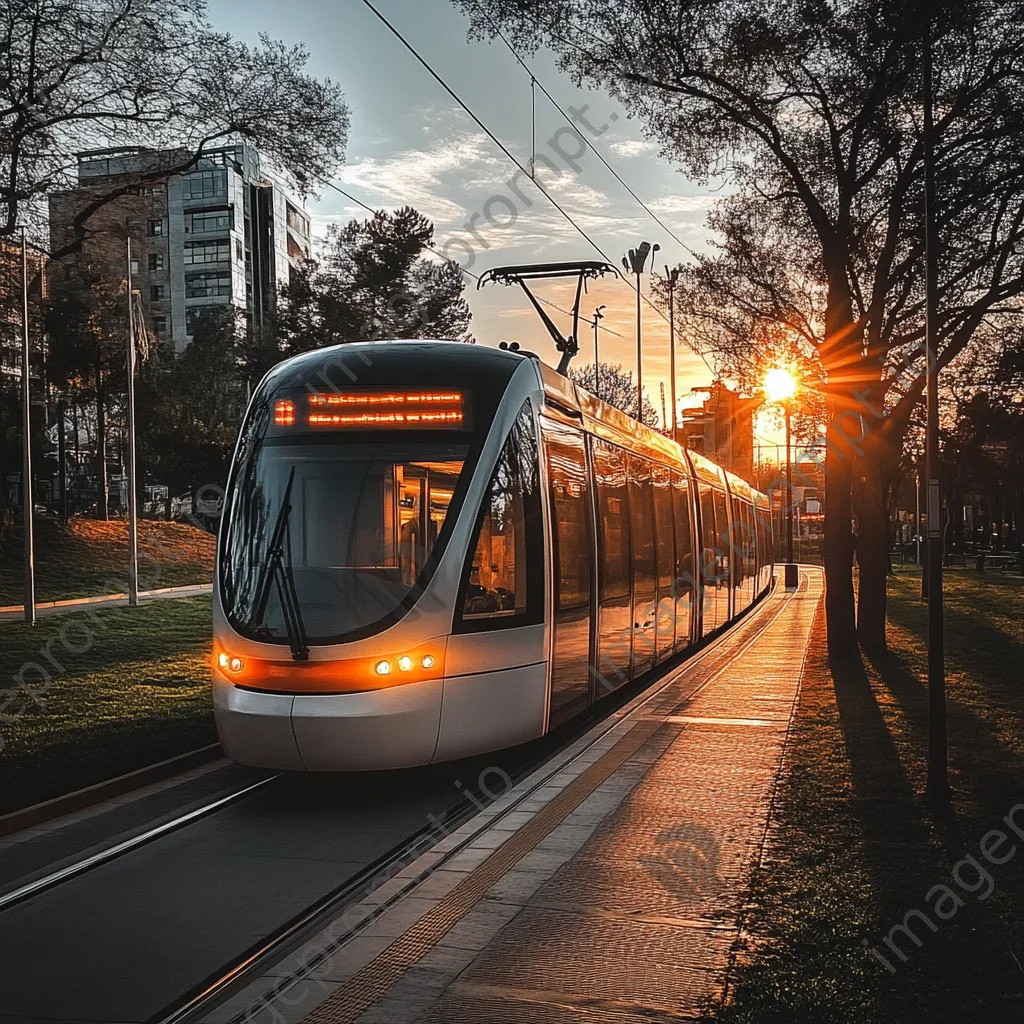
[665,265,680,442]
[591,305,606,400]
[126,237,139,607]
[622,241,659,421]
[764,366,797,581]
[20,227,35,625]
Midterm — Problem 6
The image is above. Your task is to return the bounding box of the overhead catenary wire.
[487,19,701,261]
[321,178,626,339]
[356,0,718,378]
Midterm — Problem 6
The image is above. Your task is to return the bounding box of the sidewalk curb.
[0,743,223,838]
[0,583,213,621]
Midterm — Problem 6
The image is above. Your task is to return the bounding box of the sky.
[208,0,728,426]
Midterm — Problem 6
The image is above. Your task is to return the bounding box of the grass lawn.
[705,568,1024,1022]
[0,518,215,606]
[0,596,215,816]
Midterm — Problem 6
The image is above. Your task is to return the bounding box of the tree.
[268,206,472,373]
[1,0,349,250]
[457,1,1024,659]
[568,361,659,427]
[137,307,246,507]
[44,262,129,519]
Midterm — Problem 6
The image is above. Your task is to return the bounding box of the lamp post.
[126,237,139,607]
[784,399,794,564]
[764,366,798,582]
[591,304,606,400]
[20,227,35,625]
[665,265,680,442]
[622,241,659,420]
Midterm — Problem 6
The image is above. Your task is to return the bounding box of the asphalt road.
[0,757,506,1024]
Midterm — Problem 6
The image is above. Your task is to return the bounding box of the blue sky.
[209,0,725,420]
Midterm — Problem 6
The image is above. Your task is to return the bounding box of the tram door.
[593,439,632,692]
[542,420,593,728]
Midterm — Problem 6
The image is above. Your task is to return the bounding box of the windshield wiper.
[251,466,309,661]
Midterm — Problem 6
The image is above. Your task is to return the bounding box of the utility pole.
[665,266,680,442]
[126,237,139,607]
[20,228,35,625]
[592,305,605,400]
[923,19,949,808]
[785,401,794,565]
[57,398,67,522]
[622,241,659,421]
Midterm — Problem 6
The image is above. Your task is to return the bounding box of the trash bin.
[976,552,986,572]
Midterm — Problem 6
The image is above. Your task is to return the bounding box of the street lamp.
[665,266,680,442]
[764,366,797,569]
[622,241,659,420]
[591,305,606,400]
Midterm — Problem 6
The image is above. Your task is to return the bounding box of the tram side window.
[596,441,631,604]
[458,401,543,628]
[714,489,731,582]
[698,483,718,581]
[672,472,694,589]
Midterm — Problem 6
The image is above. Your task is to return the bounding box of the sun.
[764,366,797,404]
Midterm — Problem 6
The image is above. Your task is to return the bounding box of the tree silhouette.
[569,362,660,428]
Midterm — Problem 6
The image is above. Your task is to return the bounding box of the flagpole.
[20,227,36,625]
[126,237,139,607]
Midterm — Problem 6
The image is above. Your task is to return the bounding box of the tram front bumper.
[213,676,444,771]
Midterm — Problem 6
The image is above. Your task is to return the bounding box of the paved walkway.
[0,583,212,623]
[203,568,824,1024]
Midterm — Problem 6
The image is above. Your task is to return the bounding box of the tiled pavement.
[204,568,823,1024]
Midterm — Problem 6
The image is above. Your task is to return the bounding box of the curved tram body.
[212,342,774,770]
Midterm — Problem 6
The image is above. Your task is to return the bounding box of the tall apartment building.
[48,143,312,351]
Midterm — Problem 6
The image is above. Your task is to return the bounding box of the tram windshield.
[221,440,471,645]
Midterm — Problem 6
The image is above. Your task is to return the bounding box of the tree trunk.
[820,267,859,664]
[96,362,108,521]
[823,423,858,661]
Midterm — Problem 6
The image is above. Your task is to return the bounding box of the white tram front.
[212,341,774,771]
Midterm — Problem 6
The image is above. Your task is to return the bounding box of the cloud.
[336,130,509,225]
[648,194,717,216]
[608,139,659,158]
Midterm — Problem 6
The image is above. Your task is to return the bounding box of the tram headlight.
[421,655,435,669]
[217,651,244,674]
[397,655,414,672]
[375,660,392,676]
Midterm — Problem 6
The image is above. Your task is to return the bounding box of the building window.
[235,238,243,261]
[147,219,163,236]
[148,253,165,271]
[182,169,227,200]
[184,239,231,265]
[153,316,167,334]
[150,284,165,301]
[185,305,229,335]
[185,208,233,234]
[130,258,140,275]
[185,270,230,299]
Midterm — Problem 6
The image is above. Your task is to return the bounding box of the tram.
[212,342,774,770]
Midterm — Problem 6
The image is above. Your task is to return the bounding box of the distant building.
[48,144,311,351]
[681,381,755,482]
[0,239,46,381]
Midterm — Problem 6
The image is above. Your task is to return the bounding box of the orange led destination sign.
[306,391,466,429]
